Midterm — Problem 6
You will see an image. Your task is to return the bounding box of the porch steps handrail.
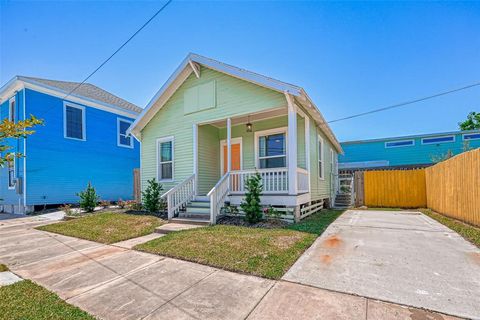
[162,174,196,220]
[207,172,230,224]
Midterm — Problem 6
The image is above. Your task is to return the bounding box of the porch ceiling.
[207,107,287,128]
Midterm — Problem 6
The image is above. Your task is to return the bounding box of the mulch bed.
[217,215,290,228]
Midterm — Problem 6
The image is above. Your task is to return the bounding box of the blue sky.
[1,1,479,141]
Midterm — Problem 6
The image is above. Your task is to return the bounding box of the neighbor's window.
[64,103,85,140]
[7,155,15,189]
[422,136,454,145]
[158,137,174,181]
[9,97,15,122]
[385,140,414,148]
[318,135,324,179]
[118,118,133,148]
[463,133,480,141]
[258,132,286,169]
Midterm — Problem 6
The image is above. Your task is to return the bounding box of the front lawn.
[37,212,164,244]
[0,280,94,320]
[420,209,480,248]
[136,210,343,279]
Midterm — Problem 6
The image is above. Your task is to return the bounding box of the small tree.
[240,173,263,223]
[142,178,163,212]
[77,183,99,212]
[459,111,480,130]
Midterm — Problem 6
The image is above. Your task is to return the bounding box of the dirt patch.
[468,252,480,265]
[272,234,304,249]
[320,254,332,264]
[408,308,448,320]
[322,235,342,248]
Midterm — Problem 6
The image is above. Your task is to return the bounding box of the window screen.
[65,105,84,140]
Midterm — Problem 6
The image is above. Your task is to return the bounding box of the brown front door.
[223,143,241,174]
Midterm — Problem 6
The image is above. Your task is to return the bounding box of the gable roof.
[130,53,342,153]
[0,76,142,115]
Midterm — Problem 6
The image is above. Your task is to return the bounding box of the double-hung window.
[7,155,15,189]
[64,103,86,140]
[258,130,286,169]
[318,135,324,179]
[157,137,174,181]
[117,118,133,148]
[9,97,15,122]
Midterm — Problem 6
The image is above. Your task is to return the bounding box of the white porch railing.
[297,168,309,193]
[230,168,288,194]
[207,172,230,224]
[162,174,196,220]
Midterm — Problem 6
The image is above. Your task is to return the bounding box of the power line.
[326,81,480,124]
[63,0,173,100]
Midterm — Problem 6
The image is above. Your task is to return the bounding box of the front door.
[223,143,241,174]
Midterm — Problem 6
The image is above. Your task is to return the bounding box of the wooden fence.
[363,169,427,208]
[133,168,141,202]
[425,149,480,226]
[357,149,480,226]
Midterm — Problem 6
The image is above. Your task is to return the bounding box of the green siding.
[141,67,286,192]
[297,115,306,169]
[198,125,220,194]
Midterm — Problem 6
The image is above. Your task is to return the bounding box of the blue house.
[0,76,141,214]
[339,130,480,171]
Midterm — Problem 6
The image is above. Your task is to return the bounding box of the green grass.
[136,210,343,279]
[136,225,316,279]
[0,264,8,272]
[286,209,345,235]
[0,280,94,320]
[420,209,480,248]
[37,212,164,244]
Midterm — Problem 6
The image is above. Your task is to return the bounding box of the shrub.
[142,178,163,213]
[59,204,73,216]
[117,198,126,209]
[77,182,99,212]
[240,172,263,223]
[264,206,281,220]
[223,204,239,216]
[125,200,143,211]
[99,200,111,208]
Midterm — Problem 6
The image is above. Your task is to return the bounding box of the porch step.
[186,206,210,214]
[169,217,210,226]
[194,196,209,202]
[188,201,211,208]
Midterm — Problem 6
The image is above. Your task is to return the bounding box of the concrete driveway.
[0,212,467,320]
[284,210,480,320]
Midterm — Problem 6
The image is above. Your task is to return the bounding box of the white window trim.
[385,139,415,148]
[318,134,325,180]
[7,154,16,190]
[254,127,288,169]
[63,102,86,141]
[117,118,134,148]
[9,97,15,123]
[421,135,455,145]
[220,137,243,175]
[462,133,480,141]
[156,136,174,182]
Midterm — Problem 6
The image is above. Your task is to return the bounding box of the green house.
[130,54,343,224]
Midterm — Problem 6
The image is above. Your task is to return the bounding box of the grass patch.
[0,280,94,320]
[286,209,345,235]
[37,212,164,244]
[0,264,8,272]
[136,225,316,279]
[420,209,480,248]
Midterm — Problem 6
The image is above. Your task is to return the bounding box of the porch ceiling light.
[246,115,253,132]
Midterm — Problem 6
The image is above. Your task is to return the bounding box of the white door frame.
[220,137,243,175]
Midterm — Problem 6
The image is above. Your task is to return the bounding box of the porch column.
[193,123,198,194]
[227,118,232,173]
[285,93,298,195]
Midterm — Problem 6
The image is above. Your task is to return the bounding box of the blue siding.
[0,90,25,206]
[17,89,140,206]
[340,132,480,168]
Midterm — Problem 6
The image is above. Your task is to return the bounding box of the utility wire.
[63,0,173,100]
[326,81,480,124]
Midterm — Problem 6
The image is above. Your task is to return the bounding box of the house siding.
[340,131,480,168]
[140,67,286,192]
[22,89,139,205]
[198,124,220,194]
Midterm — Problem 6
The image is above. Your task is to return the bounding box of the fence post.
[133,168,141,202]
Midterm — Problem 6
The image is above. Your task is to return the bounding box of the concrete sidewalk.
[0,213,465,320]
[284,210,480,320]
